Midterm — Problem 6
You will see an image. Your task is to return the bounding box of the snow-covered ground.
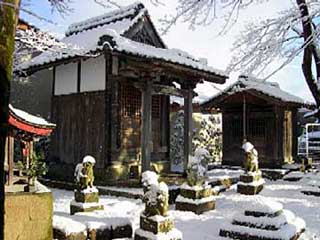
[52,172,320,240]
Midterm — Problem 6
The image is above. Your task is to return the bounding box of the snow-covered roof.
[204,75,305,105]
[20,2,227,79]
[9,104,55,128]
[65,2,146,36]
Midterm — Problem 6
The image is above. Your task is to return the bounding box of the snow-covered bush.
[170,110,184,170]
[170,112,222,171]
[192,115,222,162]
[141,171,169,217]
[187,148,210,186]
[17,153,48,188]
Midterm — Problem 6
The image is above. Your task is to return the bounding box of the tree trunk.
[296,0,320,111]
[0,0,20,238]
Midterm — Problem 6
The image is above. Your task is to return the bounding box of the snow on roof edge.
[66,1,145,36]
[9,104,56,128]
[203,76,306,106]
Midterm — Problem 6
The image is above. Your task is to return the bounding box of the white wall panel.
[80,56,105,92]
[55,62,78,95]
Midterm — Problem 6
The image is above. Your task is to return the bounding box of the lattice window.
[120,83,141,118]
[248,119,266,137]
[152,95,160,118]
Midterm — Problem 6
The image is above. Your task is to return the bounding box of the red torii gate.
[5,105,55,186]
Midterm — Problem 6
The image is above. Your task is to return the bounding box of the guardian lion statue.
[74,155,96,190]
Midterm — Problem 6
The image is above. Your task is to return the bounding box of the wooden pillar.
[291,109,298,161]
[105,53,120,165]
[141,80,153,172]
[7,133,14,186]
[183,86,194,172]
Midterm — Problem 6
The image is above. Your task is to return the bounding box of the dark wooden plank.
[51,91,106,168]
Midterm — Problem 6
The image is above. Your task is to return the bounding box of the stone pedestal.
[237,171,264,195]
[175,184,215,214]
[70,187,104,215]
[219,197,305,240]
[134,214,182,240]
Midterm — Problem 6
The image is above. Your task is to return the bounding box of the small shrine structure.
[20,2,227,182]
[202,75,304,168]
[4,104,55,186]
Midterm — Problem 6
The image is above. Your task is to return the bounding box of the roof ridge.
[65,1,145,37]
[209,76,305,104]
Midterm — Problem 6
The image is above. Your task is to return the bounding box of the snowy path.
[52,177,320,240]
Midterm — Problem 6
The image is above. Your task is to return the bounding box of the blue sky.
[20,0,314,103]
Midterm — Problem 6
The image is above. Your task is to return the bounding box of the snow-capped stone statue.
[186,148,210,186]
[176,148,216,214]
[70,155,103,215]
[242,141,259,173]
[237,141,265,195]
[74,155,96,190]
[134,171,182,240]
[141,171,169,217]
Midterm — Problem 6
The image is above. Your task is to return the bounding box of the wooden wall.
[220,92,299,168]
[222,109,276,168]
[51,91,106,168]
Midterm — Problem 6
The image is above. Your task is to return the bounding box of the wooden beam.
[141,80,153,172]
[183,87,194,172]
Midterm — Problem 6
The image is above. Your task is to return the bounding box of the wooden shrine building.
[21,3,227,182]
[201,75,304,168]
[5,105,55,186]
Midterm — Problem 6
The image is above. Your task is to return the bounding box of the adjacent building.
[202,75,304,168]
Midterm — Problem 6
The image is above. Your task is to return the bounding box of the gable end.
[124,15,166,48]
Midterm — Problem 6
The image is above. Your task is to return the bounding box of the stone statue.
[141,171,169,217]
[242,141,259,173]
[187,148,210,186]
[74,155,96,190]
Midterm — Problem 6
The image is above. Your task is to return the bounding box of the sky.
[20,0,315,104]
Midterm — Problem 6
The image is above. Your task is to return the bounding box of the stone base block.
[175,198,215,214]
[53,228,87,240]
[87,224,132,240]
[74,189,99,203]
[134,228,182,240]
[301,190,320,197]
[113,224,133,239]
[70,200,104,215]
[219,228,304,240]
[140,214,174,234]
[5,191,53,240]
[237,183,264,195]
[239,173,262,183]
[180,186,212,199]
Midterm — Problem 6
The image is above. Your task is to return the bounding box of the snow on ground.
[206,168,243,181]
[51,172,320,240]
